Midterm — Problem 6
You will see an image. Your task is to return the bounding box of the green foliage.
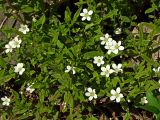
[0,0,160,119]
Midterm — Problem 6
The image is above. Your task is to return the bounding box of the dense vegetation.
[0,0,160,119]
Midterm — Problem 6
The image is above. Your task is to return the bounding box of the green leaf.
[120,16,130,23]
[36,15,46,27]
[145,8,155,14]
[57,40,64,49]
[0,57,6,68]
[39,89,45,103]
[141,54,157,66]
[104,9,118,19]
[86,63,94,71]
[71,7,82,25]
[124,111,130,120]
[139,105,159,114]
[0,74,15,85]
[21,5,34,13]
[83,51,103,59]
[146,91,160,110]
[65,7,71,23]
[85,23,94,30]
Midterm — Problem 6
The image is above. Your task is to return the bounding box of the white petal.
[80,13,84,16]
[83,9,88,13]
[82,17,86,21]
[19,68,25,75]
[101,67,106,71]
[107,50,112,54]
[116,87,121,93]
[113,49,119,54]
[105,33,109,38]
[109,69,114,74]
[116,97,121,102]
[111,89,116,95]
[118,64,122,68]
[1,97,5,101]
[105,73,109,77]
[89,96,93,101]
[112,64,117,69]
[118,41,121,45]
[119,46,124,50]
[100,37,104,40]
[110,95,116,101]
[87,87,92,92]
[106,65,110,70]
[120,93,123,98]
[87,17,91,21]
[88,10,93,15]
[72,69,76,74]
[85,92,90,97]
[94,94,97,99]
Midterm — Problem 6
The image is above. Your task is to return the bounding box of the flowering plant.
[0,0,160,119]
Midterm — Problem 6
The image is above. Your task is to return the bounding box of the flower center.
[116,93,120,98]
[22,27,26,30]
[84,13,89,17]
[114,44,119,49]
[90,92,95,97]
[97,58,101,63]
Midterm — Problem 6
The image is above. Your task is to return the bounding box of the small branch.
[0,9,12,29]
[5,0,25,24]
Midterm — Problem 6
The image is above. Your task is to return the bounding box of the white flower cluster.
[80,8,93,21]
[85,87,97,101]
[65,65,76,74]
[5,36,22,53]
[153,66,160,73]
[1,96,10,106]
[14,63,25,75]
[100,33,124,54]
[101,63,122,77]
[140,97,148,105]
[18,24,30,34]
[26,83,35,93]
[110,87,124,103]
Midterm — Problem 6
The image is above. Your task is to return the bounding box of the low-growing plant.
[0,0,160,119]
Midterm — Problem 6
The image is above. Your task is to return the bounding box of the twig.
[0,9,12,29]
[5,0,25,24]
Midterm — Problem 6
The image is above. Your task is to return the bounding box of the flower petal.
[111,89,116,95]
[116,87,121,93]
[110,95,116,101]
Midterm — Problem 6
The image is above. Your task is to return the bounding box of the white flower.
[85,87,97,101]
[5,43,13,53]
[110,41,124,54]
[104,39,115,54]
[101,65,114,77]
[93,56,105,67]
[159,80,160,84]
[65,65,76,74]
[18,24,29,34]
[100,33,112,45]
[32,16,37,22]
[140,97,148,105]
[153,67,160,73]
[114,28,122,35]
[112,63,122,73]
[1,96,10,106]
[14,63,25,75]
[26,83,35,93]
[80,8,93,21]
[110,87,124,103]
[9,36,22,48]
